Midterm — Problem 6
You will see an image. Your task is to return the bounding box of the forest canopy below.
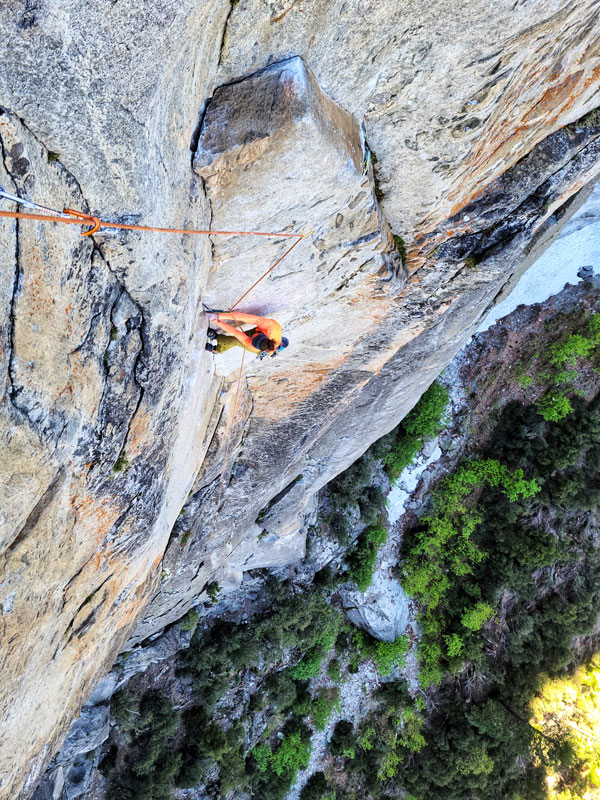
[99,305,600,800]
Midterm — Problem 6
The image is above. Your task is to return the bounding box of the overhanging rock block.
[194,55,402,319]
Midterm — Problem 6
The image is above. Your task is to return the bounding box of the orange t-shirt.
[255,318,282,347]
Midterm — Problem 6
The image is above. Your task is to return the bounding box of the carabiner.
[63,208,101,236]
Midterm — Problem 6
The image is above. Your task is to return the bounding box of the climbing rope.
[0,189,311,510]
[0,206,303,240]
[0,190,308,309]
[231,234,306,309]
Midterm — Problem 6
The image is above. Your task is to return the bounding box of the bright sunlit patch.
[530,656,600,800]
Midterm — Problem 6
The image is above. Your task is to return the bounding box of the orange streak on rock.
[125,407,152,459]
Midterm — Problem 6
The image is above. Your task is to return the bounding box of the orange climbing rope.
[0,195,309,510]
[231,235,305,310]
[0,206,303,241]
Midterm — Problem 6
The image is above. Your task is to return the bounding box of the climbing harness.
[0,187,310,510]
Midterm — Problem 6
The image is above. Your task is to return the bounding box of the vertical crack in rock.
[6,215,21,414]
[0,124,24,416]
[6,109,150,461]
[12,111,93,215]
[190,99,216,263]
[86,242,146,471]
[216,0,236,68]
[189,97,210,157]
[0,109,144,452]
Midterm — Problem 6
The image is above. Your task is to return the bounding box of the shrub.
[374,636,409,676]
[293,681,312,716]
[535,391,573,422]
[251,743,272,773]
[444,633,464,658]
[548,315,600,366]
[205,581,220,604]
[519,311,600,421]
[402,458,539,617]
[178,608,200,631]
[110,688,140,733]
[384,433,422,480]
[311,687,340,731]
[461,602,493,631]
[328,511,350,543]
[219,729,250,795]
[328,455,373,509]
[292,648,325,680]
[347,523,388,592]
[249,691,266,712]
[180,587,342,702]
[270,731,311,778]
[359,485,386,525]
[403,381,450,440]
[291,609,341,679]
[327,658,342,682]
[265,670,298,712]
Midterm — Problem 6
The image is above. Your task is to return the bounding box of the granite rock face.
[0,2,228,796]
[218,0,600,238]
[140,56,600,641]
[0,1,599,797]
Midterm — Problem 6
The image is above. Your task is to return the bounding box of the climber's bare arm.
[216,311,265,327]
[215,319,259,352]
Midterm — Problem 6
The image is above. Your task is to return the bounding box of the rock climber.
[204,310,289,357]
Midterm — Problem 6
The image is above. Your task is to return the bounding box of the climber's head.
[263,339,276,352]
[251,332,274,352]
